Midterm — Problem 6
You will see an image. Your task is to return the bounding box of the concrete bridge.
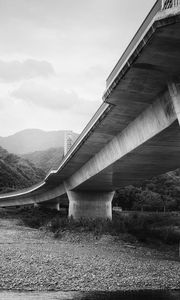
[1,0,180,219]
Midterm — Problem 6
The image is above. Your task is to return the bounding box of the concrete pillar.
[67,191,115,220]
[34,202,60,211]
[44,202,60,211]
[168,81,180,124]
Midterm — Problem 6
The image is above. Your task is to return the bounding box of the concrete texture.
[67,191,114,220]
[168,81,180,124]
[65,91,176,191]
[37,202,60,211]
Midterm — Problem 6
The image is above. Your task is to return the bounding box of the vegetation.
[2,207,179,246]
[47,212,180,245]
[22,147,64,173]
[19,207,67,228]
[114,169,180,212]
[0,132,180,248]
[0,129,78,155]
[0,146,45,194]
[0,206,67,228]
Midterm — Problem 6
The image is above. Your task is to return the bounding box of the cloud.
[0,98,5,109]
[0,59,55,82]
[11,81,101,116]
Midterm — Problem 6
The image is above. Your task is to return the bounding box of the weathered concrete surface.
[67,191,114,219]
[37,202,60,211]
[65,91,176,191]
[168,81,180,124]
[46,6,180,191]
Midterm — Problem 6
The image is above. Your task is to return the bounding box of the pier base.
[67,191,114,220]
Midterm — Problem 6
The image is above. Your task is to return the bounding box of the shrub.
[18,207,62,229]
[44,211,180,245]
[3,207,180,245]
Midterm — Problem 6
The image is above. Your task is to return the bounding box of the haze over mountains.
[0,146,45,194]
[0,129,78,155]
[0,129,78,193]
[22,147,64,173]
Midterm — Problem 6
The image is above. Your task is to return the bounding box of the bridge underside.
[1,6,180,220]
[75,120,180,191]
[47,11,180,189]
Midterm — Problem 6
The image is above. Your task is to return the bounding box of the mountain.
[0,146,45,194]
[22,147,64,173]
[115,169,180,211]
[0,129,78,154]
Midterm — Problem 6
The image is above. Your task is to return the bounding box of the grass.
[1,207,180,245]
[46,211,180,245]
[0,206,67,229]
[116,211,180,244]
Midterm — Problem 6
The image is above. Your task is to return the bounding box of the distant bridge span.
[1,0,180,219]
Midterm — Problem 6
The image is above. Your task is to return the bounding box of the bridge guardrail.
[162,0,180,9]
[0,181,45,199]
[106,0,161,89]
[106,0,180,90]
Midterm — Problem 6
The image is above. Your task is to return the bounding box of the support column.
[34,202,60,211]
[44,202,60,211]
[67,191,115,220]
[168,81,180,124]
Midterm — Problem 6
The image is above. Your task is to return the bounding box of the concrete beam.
[67,190,115,220]
[0,184,65,208]
[40,202,60,211]
[1,6,180,210]
[65,89,176,191]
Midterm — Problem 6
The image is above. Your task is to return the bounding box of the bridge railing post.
[162,0,180,10]
[161,0,165,9]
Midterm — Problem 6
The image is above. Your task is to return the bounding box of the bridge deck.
[46,8,180,187]
[1,1,180,207]
[75,120,180,191]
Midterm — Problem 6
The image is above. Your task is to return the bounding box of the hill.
[0,146,45,194]
[22,147,64,173]
[114,169,180,212]
[0,129,78,154]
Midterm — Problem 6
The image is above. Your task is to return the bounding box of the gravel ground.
[0,218,180,291]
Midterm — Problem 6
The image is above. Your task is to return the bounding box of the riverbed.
[0,218,179,291]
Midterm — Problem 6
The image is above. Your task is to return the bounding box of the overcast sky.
[0,0,156,136]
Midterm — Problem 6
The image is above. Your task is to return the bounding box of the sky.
[0,0,156,136]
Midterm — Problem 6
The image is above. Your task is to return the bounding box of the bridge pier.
[34,202,60,211]
[67,191,115,220]
[168,81,180,125]
[45,202,60,211]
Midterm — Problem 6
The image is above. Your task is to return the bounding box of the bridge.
[1,0,180,219]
